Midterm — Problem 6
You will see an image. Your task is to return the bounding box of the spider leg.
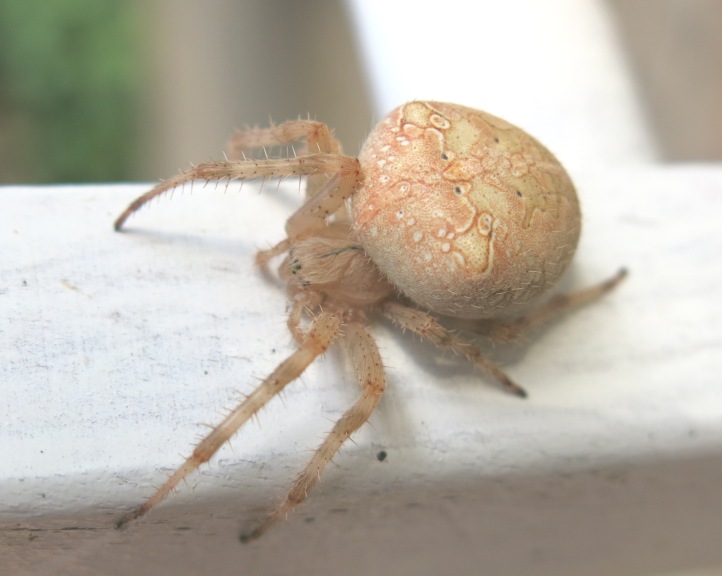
[241,322,386,542]
[286,292,323,345]
[255,238,292,270]
[287,296,305,344]
[113,154,359,231]
[115,311,342,530]
[227,119,343,202]
[227,120,342,159]
[255,168,359,270]
[381,301,528,398]
[485,268,628,342]
[283,169,360,239]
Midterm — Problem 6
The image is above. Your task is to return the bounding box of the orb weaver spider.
[114,101,626,541]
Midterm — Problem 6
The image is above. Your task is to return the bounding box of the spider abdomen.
[352,101,581,319]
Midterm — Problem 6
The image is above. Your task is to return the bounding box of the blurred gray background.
[0,0,720,184]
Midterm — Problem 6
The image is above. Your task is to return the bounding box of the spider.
[114,101,626,541]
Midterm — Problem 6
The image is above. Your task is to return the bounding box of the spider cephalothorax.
[114,101,625,541]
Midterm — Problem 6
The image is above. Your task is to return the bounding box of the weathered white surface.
[1,169,722,575]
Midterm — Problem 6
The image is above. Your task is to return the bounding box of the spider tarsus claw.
[113,215,128,231]
[600,267,628,292]
[115,519,128,531]
[501,376,528,399]
[239,528,261,544]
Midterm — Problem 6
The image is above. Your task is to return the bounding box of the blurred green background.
[0,0,371,185]
[0,0,143,182]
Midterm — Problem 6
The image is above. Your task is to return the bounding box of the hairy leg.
[285,292,324,344]
[241,321,386,542]
[114,154,359,231]
[116,311,342,529]
[485,268,628,342]
[227,119,343,202]
[227,120,342,158]
[381,301,528,398]
[283,169,360,239]
[255,238,292,270]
